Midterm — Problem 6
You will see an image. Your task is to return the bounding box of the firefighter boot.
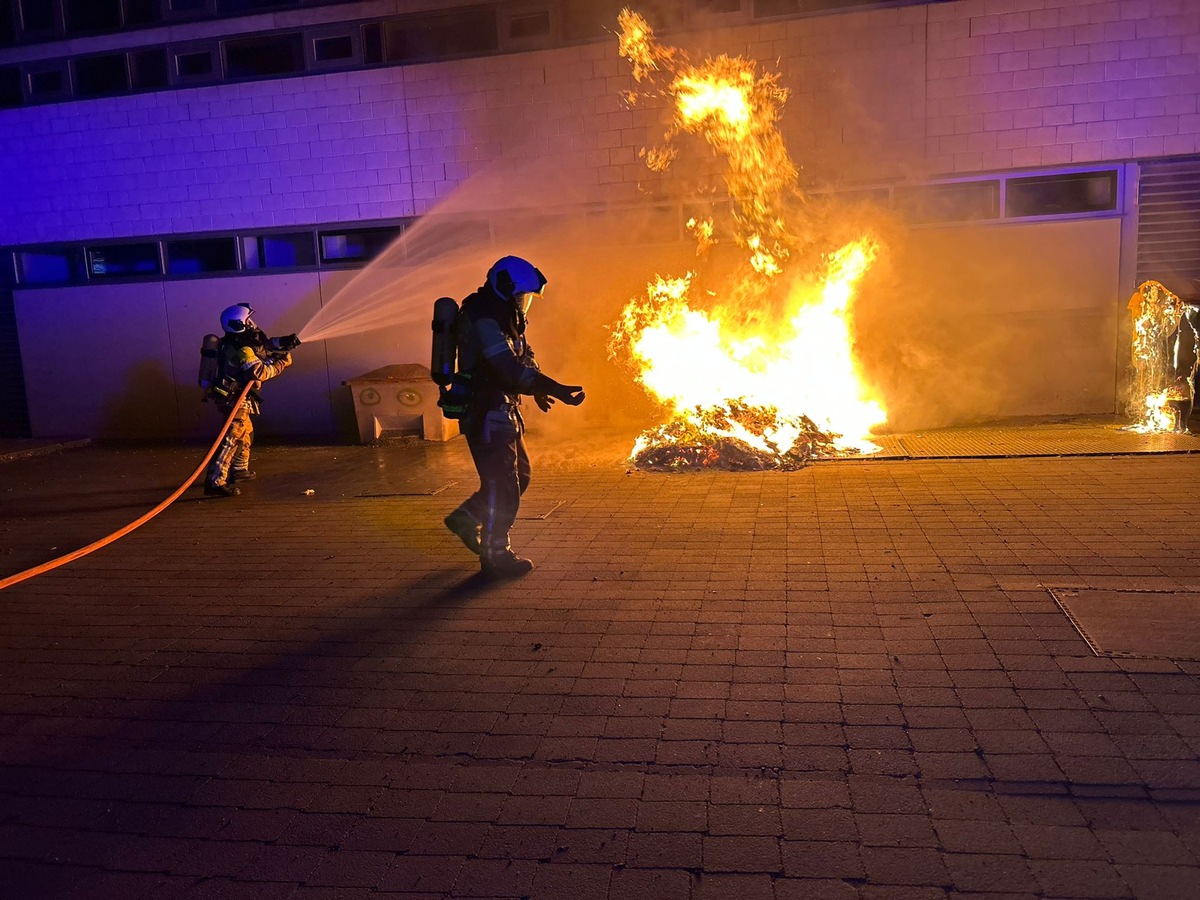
[203,479,240,498]
[444,509,482,555]
[481,548,534,580]
[230,469,257,482]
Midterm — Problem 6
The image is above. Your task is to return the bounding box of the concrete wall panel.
[15,282,177,439]
[857,217,1123,430]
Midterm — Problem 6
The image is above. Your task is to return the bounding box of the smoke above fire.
[607,10,885,470]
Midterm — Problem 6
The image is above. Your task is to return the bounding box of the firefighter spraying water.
[198,304,301,497]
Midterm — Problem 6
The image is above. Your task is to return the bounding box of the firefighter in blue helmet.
[203,303,298,497]
[444,256,585,579]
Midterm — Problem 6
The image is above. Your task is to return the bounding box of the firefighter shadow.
[2,567,502,777]
[407,565,495,599]
[99,358,181,440]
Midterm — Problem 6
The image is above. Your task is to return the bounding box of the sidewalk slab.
[1,430,1199,899]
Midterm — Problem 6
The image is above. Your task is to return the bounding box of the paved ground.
[2,424,1200,899]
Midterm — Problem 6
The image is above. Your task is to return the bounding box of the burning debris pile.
[1125,280,1195,433]
[609,10,886,471]
[632,402,853,471]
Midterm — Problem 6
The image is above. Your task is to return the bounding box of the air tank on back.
[430,296,460,386]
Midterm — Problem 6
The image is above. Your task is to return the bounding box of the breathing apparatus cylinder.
[198,334,221,391]
[431,296,460,386]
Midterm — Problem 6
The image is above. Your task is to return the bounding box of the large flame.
[611,10,884,467]
[1125,280,1191,434]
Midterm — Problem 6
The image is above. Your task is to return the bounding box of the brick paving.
[1,436,1200,899]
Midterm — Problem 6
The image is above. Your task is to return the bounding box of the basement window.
[26,64,68,100]
[308,28,360,69]
[17,0,58,33]
[313,34,353,62]
[167,0,212,15]
[73,54,129,98]
[753,0,800,16]
[224,32,305,79]
[894,180,1000,225]
[319,226,403,264]
[130,49,168,90]
[18,248,86,285]
[175,49,214,79]
[362,23,383,64]
[218,0,292,11]
[561,0,624,41]
[0,0,13,46]
[87,243,162,277]
[508,11,550,40]
[1005,170,1119,218]
[63,0,121,34]
[242,232,316,269]
[124,0,163,27]
[383,8,498,64]
[0,65,20,108]
[166,237,238,275]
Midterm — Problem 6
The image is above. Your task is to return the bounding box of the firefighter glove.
[548,380,585,406]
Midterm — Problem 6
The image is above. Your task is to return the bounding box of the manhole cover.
[1051,588,1200,661]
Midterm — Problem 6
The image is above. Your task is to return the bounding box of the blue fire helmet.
[220,303,255,334]
[487,256,547,301]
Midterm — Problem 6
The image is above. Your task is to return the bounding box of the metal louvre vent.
[1136,156,1200,292]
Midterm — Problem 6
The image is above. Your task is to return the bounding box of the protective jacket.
[456,282,550,426]
[218,337,291,415]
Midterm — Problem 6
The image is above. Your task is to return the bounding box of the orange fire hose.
[0,382,253,592]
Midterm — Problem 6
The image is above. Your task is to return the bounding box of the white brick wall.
[1,0,1197,245]
[925,0,1200,173]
